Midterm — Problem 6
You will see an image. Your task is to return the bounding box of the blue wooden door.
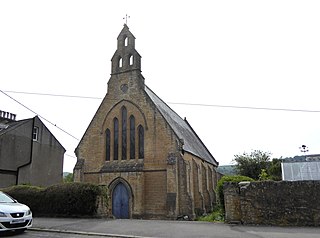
[112,183,129,219]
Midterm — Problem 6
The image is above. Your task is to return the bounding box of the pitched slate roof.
[145,86,218,166]
[0,116,65,151]
[0,119,32,136]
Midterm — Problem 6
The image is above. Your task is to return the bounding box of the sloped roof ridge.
[0,116,65,151]
[34,116,66,151]
[144,85,183,120]
[0,118,32,136]
[117,24,135,40]
[184,118,218,165]
[144,85,217,166]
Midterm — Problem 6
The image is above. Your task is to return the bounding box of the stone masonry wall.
[224,181,320,226]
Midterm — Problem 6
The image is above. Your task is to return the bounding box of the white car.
[0,191,32,233]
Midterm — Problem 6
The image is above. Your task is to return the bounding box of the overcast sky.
[1,1,320,172]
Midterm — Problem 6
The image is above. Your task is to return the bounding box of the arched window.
[124,36,128,46]
[138,125,144,159]
[106,129,110,161]
[119,57,123,68]
[129,115,135,159]
[114,118,119,160]
[121,107,127,160]
[129,55,134,66]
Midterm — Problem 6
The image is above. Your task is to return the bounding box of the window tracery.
[105,109,144,161]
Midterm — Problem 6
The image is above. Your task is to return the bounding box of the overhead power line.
[65,153,77,158]
[167,102,320,113]
[3,90,320,113]
[0,90,79,141]
[3,90,102,100]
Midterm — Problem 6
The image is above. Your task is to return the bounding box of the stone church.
[74,24,219,219]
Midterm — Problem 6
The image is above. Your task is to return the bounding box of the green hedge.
[2,185,44,215]
[2,183,107,217]
[216,175,254,211]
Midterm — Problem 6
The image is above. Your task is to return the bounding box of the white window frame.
[33,127,39,141]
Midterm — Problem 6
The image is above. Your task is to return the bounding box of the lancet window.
[106,111,144,161]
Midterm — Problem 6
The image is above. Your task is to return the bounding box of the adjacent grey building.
[282,154,320,181]
[0,110,65,188]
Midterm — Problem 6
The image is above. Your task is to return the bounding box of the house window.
[33,127,39,141]
[114,118,119,160]
[106,129,110,161]
[130,115,135,159]
[124,36,128,46]
[138,125,144,159]
[121,107,127,160]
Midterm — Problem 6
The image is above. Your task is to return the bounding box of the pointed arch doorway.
[112,182,129,219]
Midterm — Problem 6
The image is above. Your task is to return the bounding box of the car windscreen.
[0,192,15,203]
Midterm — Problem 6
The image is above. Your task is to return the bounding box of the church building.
[74,24,219,219]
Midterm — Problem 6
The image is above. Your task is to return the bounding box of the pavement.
[31,217,320,238]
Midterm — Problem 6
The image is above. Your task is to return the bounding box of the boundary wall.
[224,181,320,226]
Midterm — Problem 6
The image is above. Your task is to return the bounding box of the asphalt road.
[0,230,110,238]
[31,218,320,238]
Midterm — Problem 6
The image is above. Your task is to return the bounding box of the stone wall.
[224,181,320,226]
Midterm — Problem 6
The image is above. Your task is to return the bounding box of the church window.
[124,36,128,46]
[114,118,119,160]
[119,57,123,68]
[138,125,144,159]
[121,106,127,160]
[129,55,134,66]
[129,115,135,159]
[106,129,110,161]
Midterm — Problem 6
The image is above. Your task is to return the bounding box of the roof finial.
[123,14,130,25]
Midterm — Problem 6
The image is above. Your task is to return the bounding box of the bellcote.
[111,24,141,74]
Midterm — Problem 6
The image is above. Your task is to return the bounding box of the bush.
[3,185,45,215]
[216,175,254,211]
[196,206,224,222]
[3,183,107,217]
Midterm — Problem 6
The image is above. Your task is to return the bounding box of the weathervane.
[299,144,309,154]
[123,14,130,25]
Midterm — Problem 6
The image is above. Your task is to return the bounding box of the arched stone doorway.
[109,178,132,219]
[112,182,129,218]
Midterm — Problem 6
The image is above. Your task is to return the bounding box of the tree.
[233,150,271,180]
[63,173,74,183]
[267,158,282,181]
[258,168,269,180]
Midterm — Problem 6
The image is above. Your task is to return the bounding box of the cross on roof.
[123,14,130,25]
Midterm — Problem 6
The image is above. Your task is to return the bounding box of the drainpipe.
[0,169,17,177]
[16,117,35,185]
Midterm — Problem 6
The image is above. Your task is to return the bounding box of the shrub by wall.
[3,183,108,217]
[216,175,254,211]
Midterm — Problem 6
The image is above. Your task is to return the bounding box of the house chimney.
[0,110,17,122]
